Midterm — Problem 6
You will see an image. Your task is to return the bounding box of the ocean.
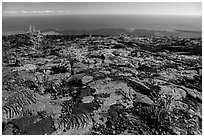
[2,14,202,35]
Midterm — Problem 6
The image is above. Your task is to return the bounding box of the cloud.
[33,11,42,13]
[20,10,69,14]
[45,10,54,13]
[3,11,18,14]
[3,10,71,16]
[21,10,54,14]
[56,10,71,14]
[22,10,28,13]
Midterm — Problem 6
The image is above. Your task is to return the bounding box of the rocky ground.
[2,33,202,135]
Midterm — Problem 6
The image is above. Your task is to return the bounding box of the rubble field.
[2,31,202,135]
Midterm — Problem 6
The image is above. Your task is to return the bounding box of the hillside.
[2,31,202,135]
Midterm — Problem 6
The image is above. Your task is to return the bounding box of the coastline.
[3,28,202,38]
[2,31,26,36]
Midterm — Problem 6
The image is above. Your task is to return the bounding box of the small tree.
[60,46,84,75]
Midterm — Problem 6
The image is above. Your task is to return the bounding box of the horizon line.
[3,13,202,17]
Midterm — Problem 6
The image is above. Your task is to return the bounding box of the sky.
[2,2,202,16]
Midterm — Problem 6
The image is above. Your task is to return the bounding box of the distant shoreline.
[2,28,202,38]
[2,31,25,36]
